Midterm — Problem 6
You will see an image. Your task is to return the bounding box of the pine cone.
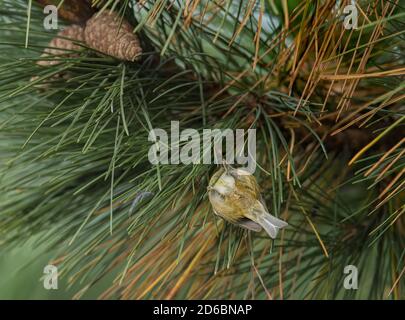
[36,0,94,24]
[84,11,142,62]
[38,24,84,66]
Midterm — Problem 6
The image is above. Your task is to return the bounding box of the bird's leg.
[222,159,232,173]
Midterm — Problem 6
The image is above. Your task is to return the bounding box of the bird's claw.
[222,159,231,173]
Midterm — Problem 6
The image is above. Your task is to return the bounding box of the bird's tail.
[257,212,288,239]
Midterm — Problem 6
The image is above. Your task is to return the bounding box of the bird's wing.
[236,218,262,232]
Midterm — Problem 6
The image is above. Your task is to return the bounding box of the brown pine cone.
[84,11,142,62]
[38,24,85,66]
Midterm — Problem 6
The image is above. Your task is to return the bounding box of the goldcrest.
[207,164,288,239]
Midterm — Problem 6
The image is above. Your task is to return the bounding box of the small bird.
[207,163,288,239]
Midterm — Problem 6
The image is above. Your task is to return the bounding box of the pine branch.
[0,0,403,299]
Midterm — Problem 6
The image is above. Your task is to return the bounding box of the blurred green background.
[0,236,114,299]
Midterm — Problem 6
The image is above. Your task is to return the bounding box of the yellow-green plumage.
[208,165,288,238]
[209,168,257,221]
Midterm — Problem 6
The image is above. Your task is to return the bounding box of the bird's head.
[208,170,235,196]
